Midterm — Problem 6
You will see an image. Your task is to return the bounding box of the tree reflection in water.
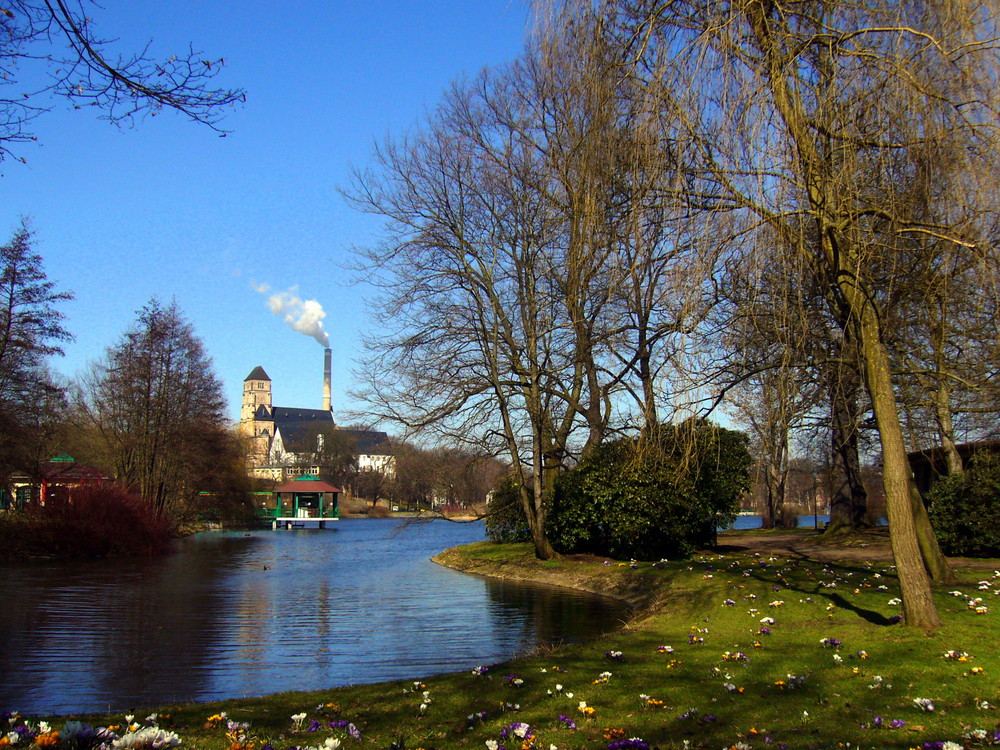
[0,520,621,714]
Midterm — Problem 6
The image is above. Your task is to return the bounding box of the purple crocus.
[607,739,649,750]
[13,724,34,741]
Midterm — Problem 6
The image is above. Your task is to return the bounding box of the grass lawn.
[7,540,999,750]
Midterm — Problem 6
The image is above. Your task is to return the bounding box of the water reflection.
[0,520,621,714]
[483,577,624,649]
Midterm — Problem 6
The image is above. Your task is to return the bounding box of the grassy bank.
[9,540,1000,749]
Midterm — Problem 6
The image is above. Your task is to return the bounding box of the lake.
[0,519,624,715]
[729,514,832,530]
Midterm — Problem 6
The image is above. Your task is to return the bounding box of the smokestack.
[323,347,332,412]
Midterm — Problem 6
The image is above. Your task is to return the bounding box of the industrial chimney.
[323,347,332,412]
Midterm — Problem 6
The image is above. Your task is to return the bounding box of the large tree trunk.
[760,440,787,529]
[826,338,868,534]
[855,302,942,628]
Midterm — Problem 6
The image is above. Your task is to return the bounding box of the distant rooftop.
[245,366,271,382]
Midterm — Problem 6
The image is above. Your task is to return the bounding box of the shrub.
[11,483,173,559]
[547,419,752,560]
[484,475,533,544]
[927,452,1000,557]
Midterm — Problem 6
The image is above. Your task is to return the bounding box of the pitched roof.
[272,407,335,452]
[273,474,342,493]
[349,429,392,456]
[245,366,271,382]
[11,456,111,484]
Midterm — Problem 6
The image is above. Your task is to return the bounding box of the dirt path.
[714,526,996,569]
[713,527,893,562]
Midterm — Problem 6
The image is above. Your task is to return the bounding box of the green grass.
[12,544,1000,750]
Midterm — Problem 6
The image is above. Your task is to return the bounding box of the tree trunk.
[761,479,777,529]
[761,443,787,529]
[522,474,558,560]
[521,431,559,560]
[910,482,955,584]
[826,340,868,534]
[934,379,964,477]
[855,305,942,629]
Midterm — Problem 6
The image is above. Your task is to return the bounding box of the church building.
[239,350,394,482]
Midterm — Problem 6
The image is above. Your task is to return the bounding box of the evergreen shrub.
[927,452,1000,557]
[547,419,752,560]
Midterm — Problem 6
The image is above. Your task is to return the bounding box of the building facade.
[239,365,394,483]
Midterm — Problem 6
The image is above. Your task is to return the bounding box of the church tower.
[241,366,274,466]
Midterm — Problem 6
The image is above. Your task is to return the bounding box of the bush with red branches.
[0,483,173,559]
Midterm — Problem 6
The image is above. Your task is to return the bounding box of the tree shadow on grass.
[823,591,897,626]
[727,549,901,626]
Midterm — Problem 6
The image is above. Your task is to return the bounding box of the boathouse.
[3,454,110,510]
[266,474,341,528]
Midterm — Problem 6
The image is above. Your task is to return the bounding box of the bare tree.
[890,217,1000,474]
[606,0,1000,627]
[347,7,720,557]
[720,226,822,528]
[0,0,244,161]
[76,298,227,518]
[346,69,570,558]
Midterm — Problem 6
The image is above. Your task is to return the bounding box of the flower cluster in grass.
[256,708,363,750]
[5,555,1000,750]
[0,712,179,750]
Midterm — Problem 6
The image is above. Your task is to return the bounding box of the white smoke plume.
[255,284,330,347]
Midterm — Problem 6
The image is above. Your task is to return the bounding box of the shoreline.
[432,541,672,611]
[7,534,998,750]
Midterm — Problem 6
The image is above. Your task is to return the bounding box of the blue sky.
[0,0,530,424]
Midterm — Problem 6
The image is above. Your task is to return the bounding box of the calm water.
[0,519,624,715]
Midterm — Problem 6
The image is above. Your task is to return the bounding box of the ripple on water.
[1,519,622,714]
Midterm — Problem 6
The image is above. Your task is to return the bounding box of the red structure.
[5,454,110,510]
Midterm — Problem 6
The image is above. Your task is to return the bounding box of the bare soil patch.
[712,526,894,562]
[714,526,996,568]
